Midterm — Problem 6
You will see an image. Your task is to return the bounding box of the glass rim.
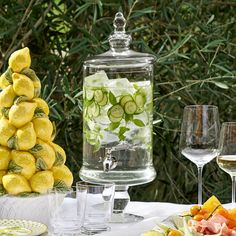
[184,105,218,110]
[76,181,115,188]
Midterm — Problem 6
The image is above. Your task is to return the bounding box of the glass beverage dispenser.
[80,12,156,222]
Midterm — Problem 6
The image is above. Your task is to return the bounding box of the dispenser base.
[111,213,144,223]
[110,185,144,223]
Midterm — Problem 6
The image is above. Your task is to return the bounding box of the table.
[0,196,192,236]
[101,202,192,236]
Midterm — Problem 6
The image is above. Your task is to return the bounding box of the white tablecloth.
[102,202,192,236]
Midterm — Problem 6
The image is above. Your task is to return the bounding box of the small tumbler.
[76,181,115,235]
[47,188,84,235]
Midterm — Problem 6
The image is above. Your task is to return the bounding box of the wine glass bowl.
[181,147,219,167]
[179,105,220,204]
[217,122,236,205]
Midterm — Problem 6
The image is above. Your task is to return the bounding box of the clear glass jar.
[80,12,156,187]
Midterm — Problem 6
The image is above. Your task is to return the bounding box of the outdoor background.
[0,0,236,204]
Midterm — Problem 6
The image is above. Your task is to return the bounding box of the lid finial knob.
[109,12,131,51]
[113,12,126,33]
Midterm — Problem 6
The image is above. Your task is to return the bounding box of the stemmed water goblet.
[179,105,220,205]
[217,122,236,206]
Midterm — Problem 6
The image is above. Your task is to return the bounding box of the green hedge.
[0,0,236,203]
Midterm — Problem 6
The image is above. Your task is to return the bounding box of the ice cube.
[101,130,119,145]
[107,78,135,96]
[84,70,109,87]
[131,81,151,87]
[94,115,110,125]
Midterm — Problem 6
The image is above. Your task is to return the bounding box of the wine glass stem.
[197,166,203,205]
[232,175,236,205]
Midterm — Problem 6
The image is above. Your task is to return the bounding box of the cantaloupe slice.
[228,209,236,222]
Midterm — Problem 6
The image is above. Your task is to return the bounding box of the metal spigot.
[103,148,117,172]
[102,143,136,172]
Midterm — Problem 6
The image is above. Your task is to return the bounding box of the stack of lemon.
[0,47,73,195]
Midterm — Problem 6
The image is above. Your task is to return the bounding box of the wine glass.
[179,105,220,205]
[217,122,236,206]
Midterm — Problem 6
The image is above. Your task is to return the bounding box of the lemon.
[32,98,49,115]
[30,170,54,193]
[20,68,41,97]
[10,150,36,179]
[32,117,53,141]
[0,68,12,89]
[51,122,56,141]
[0,117,16,146]
[9,101,37,128]
[12,73,34,99]
[30,139,55,170]
[0,85,16,108]
[8,47,31,73]
[32,78,41,97]
[14,122,36,150]
[0,146,11,170]
[2,173,31,195]
[0,74,10,89]
[52,165,73,187]
[49,142,66,166]
[0,170,6,184]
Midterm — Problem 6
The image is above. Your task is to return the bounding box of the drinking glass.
[217,122,236,206]
[179,105,220,205]
[47,188,84,235]
[76,181,115,235]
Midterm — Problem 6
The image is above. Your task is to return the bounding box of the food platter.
[0,219,47,236]
[141,196,236,236]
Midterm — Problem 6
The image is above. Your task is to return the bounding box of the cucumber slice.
[87,102,100,118]
[108,114,123,123]
[94,89,104,103]
[134,93,146,108]
[120,95,133,107]
[97,93,108,106]
[86,89,94,101]
[124,101,137,115]
[135,106,144,114]
[108,104,124,118]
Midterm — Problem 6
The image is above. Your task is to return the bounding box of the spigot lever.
[102,143,135,172]
[103,156,117,172]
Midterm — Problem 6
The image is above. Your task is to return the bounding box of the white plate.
[0,219,47,236]
[100,203,192,236]
[102,217,162,236]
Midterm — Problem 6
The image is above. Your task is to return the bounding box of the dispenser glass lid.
[84,12,155,68]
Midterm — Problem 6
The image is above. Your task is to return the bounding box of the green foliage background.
[0,0,236,203]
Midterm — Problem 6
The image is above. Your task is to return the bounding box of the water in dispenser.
[80,12,156,223]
